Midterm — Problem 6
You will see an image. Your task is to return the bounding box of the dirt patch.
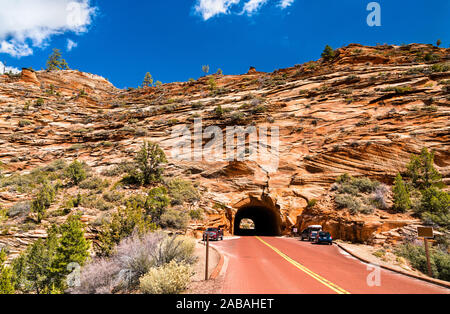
[185,241,223,294]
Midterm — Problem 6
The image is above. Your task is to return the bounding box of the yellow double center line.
[255,236,351,294]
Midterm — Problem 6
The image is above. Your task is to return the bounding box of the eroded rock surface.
[1,44,449,250]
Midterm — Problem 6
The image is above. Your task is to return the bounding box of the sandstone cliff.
[0,43,449,253]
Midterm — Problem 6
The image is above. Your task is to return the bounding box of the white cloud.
[0,61,21,74]
[194,0,295,20]
[0,0,96,58]
[279,0,295,9]
[242,0,268,15]
[67,39,78,51]
[195,0,240,20]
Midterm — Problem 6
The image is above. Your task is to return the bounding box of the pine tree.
[142,72,154,88]
[0,266,15,294]
[392,173,412,213]
[46,49,69,71]
[406,148,442,190]
[145,186,170,224]
[52,215,89,286]
[202,65,210,75]
[135,141,167,185]
[31,181,56,223]
[321,45,336,61]
[0,249,15,294]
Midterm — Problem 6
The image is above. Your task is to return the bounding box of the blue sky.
[0,0,448,88]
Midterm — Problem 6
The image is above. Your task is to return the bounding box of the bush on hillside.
[139,261,193,294]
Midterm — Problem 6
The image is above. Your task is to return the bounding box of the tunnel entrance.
[234,205,281,236]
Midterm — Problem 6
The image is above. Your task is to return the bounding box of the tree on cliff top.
[321,45,336,61]
[142,72,154,88]
[46,49,69,71]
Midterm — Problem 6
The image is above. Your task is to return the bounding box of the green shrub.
[145,187,170,224]
[102,191,124,204]
[396,243,450,281]
[98,203,157,256]
[405,148,443,190]
[79,177,110,192]
[335,194,362,214]
[418,187,450,228]
[160,208,189,230]
[35,98,44,107]
[306,199,318,209]
[321,45,335,61]
[153,236,197,267]
[139,261,193,294]
[18,120,33,127]
[214,105,224,118]
[431,63,450,73]
[167,179,200,206]
[189,209,204,220]
[65,160,87,186]
[132,141,167,186]
[392,173,412,213]
[31,181,56,223]
[8,202,31,218]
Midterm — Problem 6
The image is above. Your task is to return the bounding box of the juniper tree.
[46,49,69,71]
[392,173,412,213]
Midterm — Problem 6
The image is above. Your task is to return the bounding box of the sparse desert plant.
[139,260,193,294]
[79,176,110,192]
[70,258,120,294]
[153,236,197,268]
[8,201,31,218]
[65,160,87,186]
[395,243,450,281]
[160,208,189,230]
[167,179,200,206]
[31,181,56,223]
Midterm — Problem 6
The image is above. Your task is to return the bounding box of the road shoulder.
[336,241,450,289]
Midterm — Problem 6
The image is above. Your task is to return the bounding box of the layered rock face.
[0,44,449,248]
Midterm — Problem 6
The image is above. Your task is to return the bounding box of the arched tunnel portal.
[233,196,282,236]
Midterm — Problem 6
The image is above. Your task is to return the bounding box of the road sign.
[417,227,434,239]
[417,227,434,277]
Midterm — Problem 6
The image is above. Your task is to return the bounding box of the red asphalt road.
[212,236,450,294]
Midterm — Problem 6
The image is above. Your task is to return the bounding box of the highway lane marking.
[255,236,351,295]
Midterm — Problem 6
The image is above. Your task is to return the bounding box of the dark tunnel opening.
[234,206,281,236]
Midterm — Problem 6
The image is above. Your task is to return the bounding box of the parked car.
[203,228,224,241]
[315,231,333,245]
[300,225,323,241]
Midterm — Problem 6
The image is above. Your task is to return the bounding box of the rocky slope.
[0,43,449,255]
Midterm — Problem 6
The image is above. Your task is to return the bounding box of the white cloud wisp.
[0,0,97,57]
